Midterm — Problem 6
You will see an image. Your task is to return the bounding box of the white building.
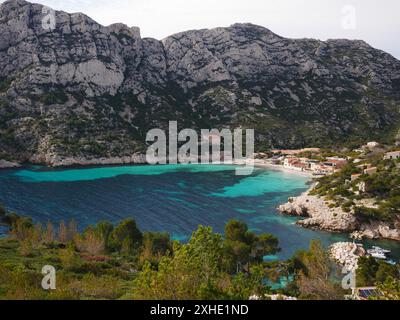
[384,151,400,160]
[366,142,379,148]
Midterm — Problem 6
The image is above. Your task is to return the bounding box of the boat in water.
[372,246,391,254]
[367,246,392,260]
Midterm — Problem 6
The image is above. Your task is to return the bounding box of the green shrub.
[110,219,143,253]
[39,90,68,105]
[354,206,383,222]
[0,77,13,92]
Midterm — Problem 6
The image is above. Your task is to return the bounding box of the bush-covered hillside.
[311,149,400,226]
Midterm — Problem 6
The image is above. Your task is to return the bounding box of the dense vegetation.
[0,207,281,300]
[357,256,399,287]
[356,256,400,300]
[310,149,400,225]
[1,204,398,300]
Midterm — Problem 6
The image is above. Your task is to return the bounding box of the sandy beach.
[254,162,314,178]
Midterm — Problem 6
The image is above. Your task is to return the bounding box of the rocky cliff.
[1,0,400,164]
[278,192,400,241]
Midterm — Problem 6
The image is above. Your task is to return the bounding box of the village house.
[308,160,321,171]
[356,164,366,170]
[353,142,379,153]
[316,164,335,175]
[282,156,348,175]
[283,157,312,172]
[366,141,379,148]
[290,162,309,172]
[364,167,377,175]
[384,151,400,160]
[321,159,347,173]
[325,157,348,169]
[283,157,298,168]
[351,174,362,182]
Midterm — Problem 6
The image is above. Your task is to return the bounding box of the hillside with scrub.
[311,148,400,228]
[0,206,399,300]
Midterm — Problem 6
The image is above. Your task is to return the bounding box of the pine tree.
[58,221,68,244]
[44,221,55,244]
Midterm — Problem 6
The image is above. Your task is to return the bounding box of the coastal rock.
[0,159,21,168]
[329,242,366,272]
[29,153,147,167]
[351,221,400,241]
[278,192,358,233]
[279,190,400,241]
[277,198,308,216]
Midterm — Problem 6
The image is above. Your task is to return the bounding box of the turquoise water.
[0,164,399,259]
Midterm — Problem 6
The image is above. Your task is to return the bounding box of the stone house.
[384,151,400,160]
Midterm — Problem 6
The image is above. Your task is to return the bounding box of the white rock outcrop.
[329,242,366,272]
[351,221,400,241]
[278,192,358,232]
[29,153,147,167]
[0,159,21,168]
[279,190,400,241]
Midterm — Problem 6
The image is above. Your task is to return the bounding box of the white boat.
[369,252,387,260]
[367,246,391,260]
[371,246,391,254]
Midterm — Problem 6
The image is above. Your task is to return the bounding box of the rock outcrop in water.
[1,0,400,165]
[329,242,366,272]
[351,221,400,242]
[278,192,358,232]
[0,159,20,168]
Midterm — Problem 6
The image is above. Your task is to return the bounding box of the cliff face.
[1,0,400,163]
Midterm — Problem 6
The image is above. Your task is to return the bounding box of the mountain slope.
[1,0,400,164]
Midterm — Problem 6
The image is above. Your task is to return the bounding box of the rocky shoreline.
[2,153,400,242]
[278,189,400,241]
[0,159,21,169]
[0,153,148,169]
[329,242,366,272]
[32,153,147,167]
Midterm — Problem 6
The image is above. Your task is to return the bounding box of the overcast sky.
[2,0,400,59]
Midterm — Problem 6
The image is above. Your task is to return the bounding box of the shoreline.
[0,159,21,169]
[1,157,315,179]
[278,188,400,242]
[253,162,314,178]
[2,158,399,247]
[9,152,398,239]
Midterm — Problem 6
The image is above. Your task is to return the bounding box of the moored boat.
[367,246,392,260]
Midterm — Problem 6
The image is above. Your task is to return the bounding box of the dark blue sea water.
[0,164,398,259]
